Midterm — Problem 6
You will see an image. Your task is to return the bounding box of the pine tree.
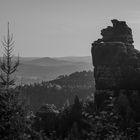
[0,22,19,91]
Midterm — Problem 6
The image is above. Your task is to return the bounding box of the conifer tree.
[0,22,19,91]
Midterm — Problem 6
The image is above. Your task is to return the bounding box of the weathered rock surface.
[101,19,133,44]
[91,19,140,89]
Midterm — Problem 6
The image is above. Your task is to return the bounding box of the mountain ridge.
[16,56,93,84]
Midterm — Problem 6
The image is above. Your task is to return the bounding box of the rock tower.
[91,19,140,90]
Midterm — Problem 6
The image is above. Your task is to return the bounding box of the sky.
[0,0,140,57]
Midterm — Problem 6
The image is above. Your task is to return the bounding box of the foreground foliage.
[32,90,140,139]
[1,87,140,139]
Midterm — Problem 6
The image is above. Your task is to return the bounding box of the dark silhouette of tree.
[0,22,19,91]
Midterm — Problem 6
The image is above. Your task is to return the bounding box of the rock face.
[91,19,140,90]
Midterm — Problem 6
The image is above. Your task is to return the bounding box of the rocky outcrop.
[101,19,133,44]
[91,19,140,90]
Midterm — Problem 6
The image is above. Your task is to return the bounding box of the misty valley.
[16,56,92,84]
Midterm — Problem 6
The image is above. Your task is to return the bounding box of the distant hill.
[23,57,75,66]
[19,57,40,62]
[54,56,92,63]
[16,56,93,84]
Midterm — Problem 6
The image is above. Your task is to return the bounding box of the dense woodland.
[1,69,140,139]
[20,71,95,112]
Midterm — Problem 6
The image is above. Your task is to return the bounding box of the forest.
[1,66,140,139]
[0,20,140,140]
[20,71,95,112]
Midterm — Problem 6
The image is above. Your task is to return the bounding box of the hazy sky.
[0,0,140,57]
